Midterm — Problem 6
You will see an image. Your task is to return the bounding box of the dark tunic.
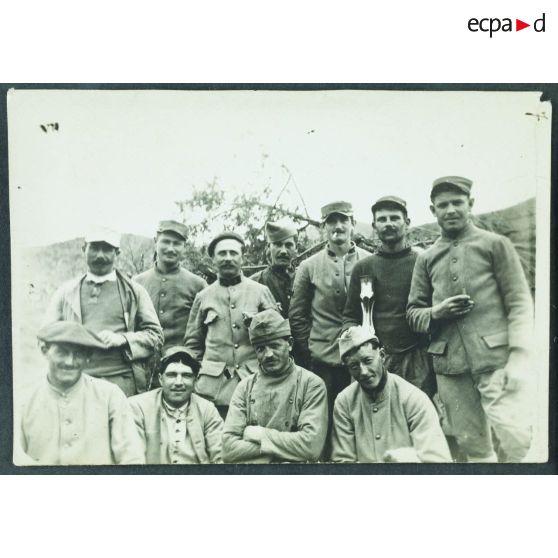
[250,265,294,319]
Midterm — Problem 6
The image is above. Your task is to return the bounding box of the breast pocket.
[203,309,219,326]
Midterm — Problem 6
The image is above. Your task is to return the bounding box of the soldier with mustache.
[42,226,163,396]
[183,231,276,419]
[342,196,436,397]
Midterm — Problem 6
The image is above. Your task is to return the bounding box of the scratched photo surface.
[8,89,551,466]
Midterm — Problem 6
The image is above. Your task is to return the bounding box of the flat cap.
[338,326,379,360]
[207,231,245,257]
[265,219,298,243]
[37,321,107,349]
[249,309,291,345]
[371,195,407,215]
[85,225,121,248]
[431,176,473,198]
[321,201,354,220]
[160,345,200,374]
[157,220,188,241]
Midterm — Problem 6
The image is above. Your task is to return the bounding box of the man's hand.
[431,295,474,321]
[243,425,265,445]
[383,447,420,463]
[98,331,127,348]
[501,349,529,392]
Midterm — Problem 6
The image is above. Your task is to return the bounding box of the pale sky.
[8,89,551,247]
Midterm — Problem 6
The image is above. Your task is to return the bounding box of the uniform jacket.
[134,265,207,348]
[222,363,328,463]
[183,276,276,406]
[250,265,295,319]
[128,389,223,464]
[16,374,145,465]
[289,244,369,366]
[331,373,451,463]
[406,224,533,376]
[42,270,163,392]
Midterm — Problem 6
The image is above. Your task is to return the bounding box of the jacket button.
[452,276,458,281]
[289,398,293,404]
[162,278,167,282]
[375,434,381,440]
[373,407,378,413]
[232,323,238,329]
[234,343,239,349]
[235,364,240,369]
[451,258,457,263]
[161,293,166,297]
[231,304,236,309]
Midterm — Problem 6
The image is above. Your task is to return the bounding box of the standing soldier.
[407,176,533,462]
[42,226,163,396]
[289,201,368,455]
[250,220,298,319]
[183,232,276,418]
[342,196,436,397]
[134,220,207,387]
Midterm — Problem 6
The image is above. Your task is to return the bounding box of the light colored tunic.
[331,373,451,463]
[17,374,145,466]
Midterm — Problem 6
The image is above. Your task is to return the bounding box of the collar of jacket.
[218,274,242,287]
[361,367,389,402]
[46,373,85,397]
[376,245,412,259]
[269,264,292,275]
[161,396,189,418]
[154,262,181,276]
[85,270,117,284]
[326,241,357,257]
[440,221,476,242]
[258,357,296,381]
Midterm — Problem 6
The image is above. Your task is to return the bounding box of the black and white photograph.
[7,87,551,467]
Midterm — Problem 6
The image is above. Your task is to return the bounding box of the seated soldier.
[16,321,144,466]
[129,346,223,464]
[222,309,328,463]
[331,326,451,463]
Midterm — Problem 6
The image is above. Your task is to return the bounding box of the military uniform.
[222,309,328,463]
[407,177,534,462]
[183,275,276,416]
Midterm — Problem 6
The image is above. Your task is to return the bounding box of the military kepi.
[338,326,379,360]
[265,219,297,243]
[249,309,291,345]
[157,220,188,241]
[207,231,245,257]
[85,225,121,248]
[321,201,354,220]
[37,321,107,349]
[431,176,473,198]
[371,196,407,215]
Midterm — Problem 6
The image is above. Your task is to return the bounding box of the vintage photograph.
[8,87,551,467]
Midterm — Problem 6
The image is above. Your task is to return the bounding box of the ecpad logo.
[468,13,546,37]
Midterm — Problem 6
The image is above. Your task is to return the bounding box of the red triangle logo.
[516,19,530,31]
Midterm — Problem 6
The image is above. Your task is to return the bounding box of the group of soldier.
[16,175,534,465]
